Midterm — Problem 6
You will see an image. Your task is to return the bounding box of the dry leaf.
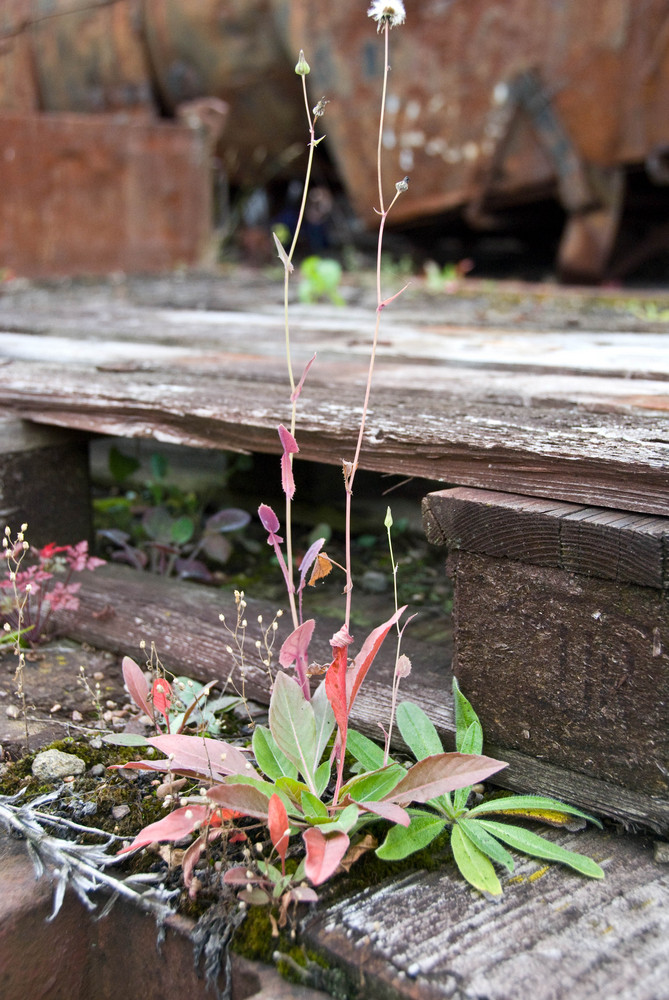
[308,553,333,586]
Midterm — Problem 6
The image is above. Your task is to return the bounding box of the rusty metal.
[0,1,39,111]
[29,0,154,117]
[273,0,669,280]
[141,0,305,183]
[0,111,212,277]
[1,0,669,278]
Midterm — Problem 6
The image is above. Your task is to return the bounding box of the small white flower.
[367,1,406,30]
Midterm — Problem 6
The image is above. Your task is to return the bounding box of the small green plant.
[96,448,252,581]
[374,678,604,894]
[298,255,345,305]
[99,506,251,580]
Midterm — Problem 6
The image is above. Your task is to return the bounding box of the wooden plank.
[0,294,668,515]
[0,352,669,514]
[423,487,669,588]
[303,826,669,1000]
[53,565,669,832]
[449,550,669,800]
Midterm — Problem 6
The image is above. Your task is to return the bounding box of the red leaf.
[385,752,508,805]
[303,827,350,886]
[116,804,209,855]
[268,793,290,868]
[152,677,172,722]
[325,645,348,743]
[122,656,153,720]
[279,619,315,670]
[348,607,406,710]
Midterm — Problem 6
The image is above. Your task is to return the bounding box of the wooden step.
[53,564,669,832]
[424,487,669,832]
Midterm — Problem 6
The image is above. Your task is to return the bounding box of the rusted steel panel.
[0,1,39,111]
[29,0,154,117]
[142,0,305,182]
[272,0,669,226]
[0,112,212,277]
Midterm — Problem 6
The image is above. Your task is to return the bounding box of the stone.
[31,749,85,781]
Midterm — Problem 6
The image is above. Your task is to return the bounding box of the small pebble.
[71,710,83,722]
[112,804,131,821]
[5,704,19,719]
[89,763,106,778]
[654,841,669,864]
[32,749,86,781]
[89,737,103,749]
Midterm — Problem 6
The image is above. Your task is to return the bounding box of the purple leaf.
[258,504,281,541]
[147,734,256,781]
[207,782,271,820]
[205,508,251,533]
[278,425,299,500]
[122,656,153,720]
[354,798,410,826]
[290,353,317,403]
[298,537,326,594]
[385,752,508,805]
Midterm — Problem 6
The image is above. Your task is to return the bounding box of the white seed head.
[368,1,406,30]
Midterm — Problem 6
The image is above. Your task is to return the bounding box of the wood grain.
[0,297,669,514]
[424,487,669,587]
[304,826,669,1000]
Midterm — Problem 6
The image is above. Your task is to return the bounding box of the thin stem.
[344,23,401,631]
[281,75,320,632]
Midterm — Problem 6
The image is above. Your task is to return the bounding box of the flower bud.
[295,50,310,76]
[395,175,410,194]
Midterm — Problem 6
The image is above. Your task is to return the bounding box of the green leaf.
[452,678,483,754]
[311,679,336,770]
[451,823,502,895]
[170,516,195,546]
[396,701,443,761]
[102,732,148,747]
[308,803,360,835]
[301,790,329,820]
[150,452,169,480]
[315,759,332,797]
[108,446,140,483]
[253,725,298,781]
[476,820,605,879]
[466,795,602,828]
[346,729,387,771]
[377,810,446,861]
[340,763,405,803]
[275,776,313,811]
[452,720,482,812]
[456,818,514,873]
[268,672,318,789]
